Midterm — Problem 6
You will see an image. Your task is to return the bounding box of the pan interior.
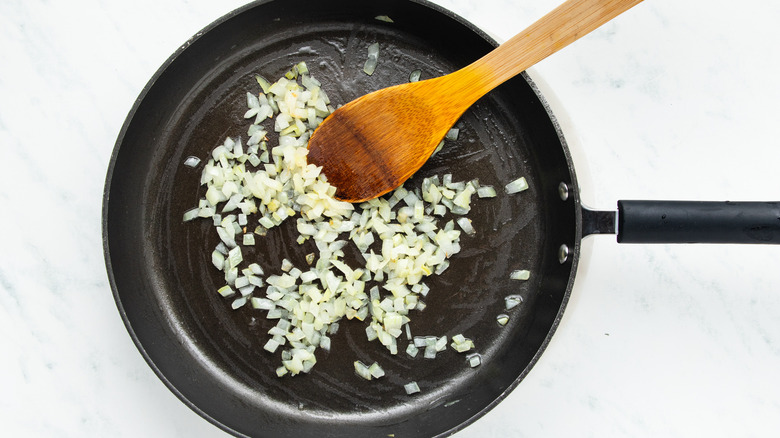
[104,0,578,436]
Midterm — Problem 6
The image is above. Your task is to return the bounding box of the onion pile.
[183,60,530,383]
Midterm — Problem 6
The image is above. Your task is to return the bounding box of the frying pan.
[102,0,780,437]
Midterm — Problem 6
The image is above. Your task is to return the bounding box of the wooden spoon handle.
[456,0,644,103]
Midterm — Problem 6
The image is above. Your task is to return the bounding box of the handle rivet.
[558,182,570,201]
[558,244,570,264]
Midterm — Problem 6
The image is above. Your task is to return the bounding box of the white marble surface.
[3,0,780,436]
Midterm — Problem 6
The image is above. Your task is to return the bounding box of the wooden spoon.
[307,0,644,202]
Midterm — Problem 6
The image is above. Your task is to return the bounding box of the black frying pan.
[102,0,780,437]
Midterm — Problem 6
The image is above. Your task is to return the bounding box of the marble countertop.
[3,0,780,436]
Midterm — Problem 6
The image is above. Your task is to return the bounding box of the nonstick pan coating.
[102,0,580,436]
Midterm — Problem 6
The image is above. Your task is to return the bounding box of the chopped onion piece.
[450,334,475,353]
[456,217,475,236]
[235,276,250,289]
[466,353,482,368]
[211,250,225,270]
[369,362,385,379]
[231,296,247,309]
[510,269,530,281]
[374,15,394,23]
[320,335,331,351]
[505,177,529,194]
[431,140,445,156]
[247,263,264,276]
[477,185,497,198]
[505,295,524,310]
[251,297,274,310]
[217,285,235,297]
[409,69,421,82]
[264,338,281,353]
[227,246,243,269]
[404,381,421,395]
[363,42,380,75]
[296,61,309,76]
[183,156,201,167]
[496,314,510,326]
[354,360,373,380]
[182,207,200,222]
[366,325,378,342]
[255,75,272,93]
[435,335,448,352]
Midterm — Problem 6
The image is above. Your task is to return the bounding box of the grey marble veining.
[2,0,780,436]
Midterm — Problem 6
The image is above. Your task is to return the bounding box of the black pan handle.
[583,201,780,244]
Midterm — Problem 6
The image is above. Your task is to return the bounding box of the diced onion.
[183,156,201,168]
[247,263,264,276]
[505,295,523,310]
[211,250,225,270]
[431,140,445,156]
[505,177,529,194]
[404,381,421,395]
[456,217,475,236]
[450,333,475,353]
[231,296,247,309]
[477,185,497,198]
[354,360,373,380]
[255,75,272,93]
[466,353,482,368]
[182,207,200,222]
[510,269,530,280]
[251,297,274,310]
[296,61,309,76]
[369,362,385,379]
[217,285,234,297]
[435,336,447,351]
[264,338,281,353]
[184,60,529,380]
[363,42,380,75]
